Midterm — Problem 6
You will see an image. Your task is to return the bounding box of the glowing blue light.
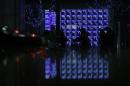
[45,10,56,31]
[60,9,109,47]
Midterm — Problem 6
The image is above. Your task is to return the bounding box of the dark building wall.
[0,0,5,27]
[0,0,20,29]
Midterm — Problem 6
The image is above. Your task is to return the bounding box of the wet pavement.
[0,46,129,86]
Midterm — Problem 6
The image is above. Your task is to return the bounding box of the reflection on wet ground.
[0,46,129,85]
[45,48,109,79]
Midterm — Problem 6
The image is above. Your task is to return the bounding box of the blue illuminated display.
[60,9,109,46]
[45,10,56,31]
[60,48,109,79]
[45,58,57,79]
